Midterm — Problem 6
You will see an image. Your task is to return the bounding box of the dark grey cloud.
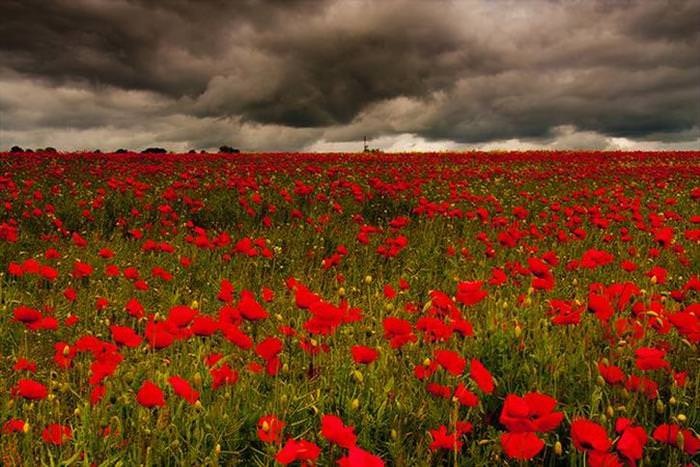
[0,0,698,151]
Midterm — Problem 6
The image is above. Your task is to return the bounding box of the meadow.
[0,150,698,466]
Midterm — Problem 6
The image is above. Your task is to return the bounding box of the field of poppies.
[0,150,698,466]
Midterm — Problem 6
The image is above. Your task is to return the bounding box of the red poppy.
[321,414,357,449]
[428,425,462,452]
[255,336,283,361]
[2,418,26,434]
[571,418,611,453]
[499,392,564,433]
[351,345,379,364]
[275,439,321,465]
[338,446,385,467]
[110,325,142,347]
[210,363,238,389]
[455,281,487,306]
[136,380,165,408]
[434,349,466,376]
[42,424,72,445]
[257,415,286,443]
[12,379,48,400]
[500,432,544,460]
[168,376,199,404]
[469,359,495,394]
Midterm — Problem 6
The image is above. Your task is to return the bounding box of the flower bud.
[676,431,685,451]
[353,370,364,383]
[351,398,360,410]
[656,399,665,414]
[554,441,563,456]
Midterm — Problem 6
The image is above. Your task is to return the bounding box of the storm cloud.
[1,0,698,151]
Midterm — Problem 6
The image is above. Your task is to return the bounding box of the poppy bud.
[62,345,71,356]
[215,444,221,456]
[423,358,431,367]
[676,431,685,451]
[74,407,81,416]
[669,396,677,406]
[261,421,270,432]
[385,303,394,311]
[606,405,614,418]
[364,275,372,284]
[351,398,360,410]
[554,441,563,456]
[338,287,346,297]
[502,301,508,309]
[282,363,289,373]
[193,372,202,387]
[514,324,522,338]
[391,429,398,440]
[275,313,283,321]
[190,300,199,309]
[194,400,203,410]
[677,413,687,423]
[353,370,363,383]
[650,275,658,284]
[655,399,665,414]
[596,375,606,386]
[22,422,30,433]
[600,414,607,424]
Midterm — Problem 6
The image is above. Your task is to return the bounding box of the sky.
[1,0,699,152]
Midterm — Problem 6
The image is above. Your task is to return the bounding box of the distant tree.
[115,148,128,154]
[44,147,57,153]
[141,147,168,154]
[10,146,23,153]
[219,145,240,154]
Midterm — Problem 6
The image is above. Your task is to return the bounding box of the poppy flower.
[338,446,385,467]
[110,325,142,347]
[275,439,321,465]
[255,336,283,361]
[13,306,42,324]
[321,414,357,449]
[428,425,462,452]
[615,418,647,464]
[499,392,564,433]
[469,359,495,394]
[652,424,700,456]
[500,432,544,460]
[434,349,466,376]
[455,281,487,306]
[257,415,286,443]
[351,345,379,364]
[2,419,26,434]
[136,380,165,408]
[210,363,238,389]
[571,418,611,453]
[167,376,199,404]
[12,379,48,400]
[42,424,72,445]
